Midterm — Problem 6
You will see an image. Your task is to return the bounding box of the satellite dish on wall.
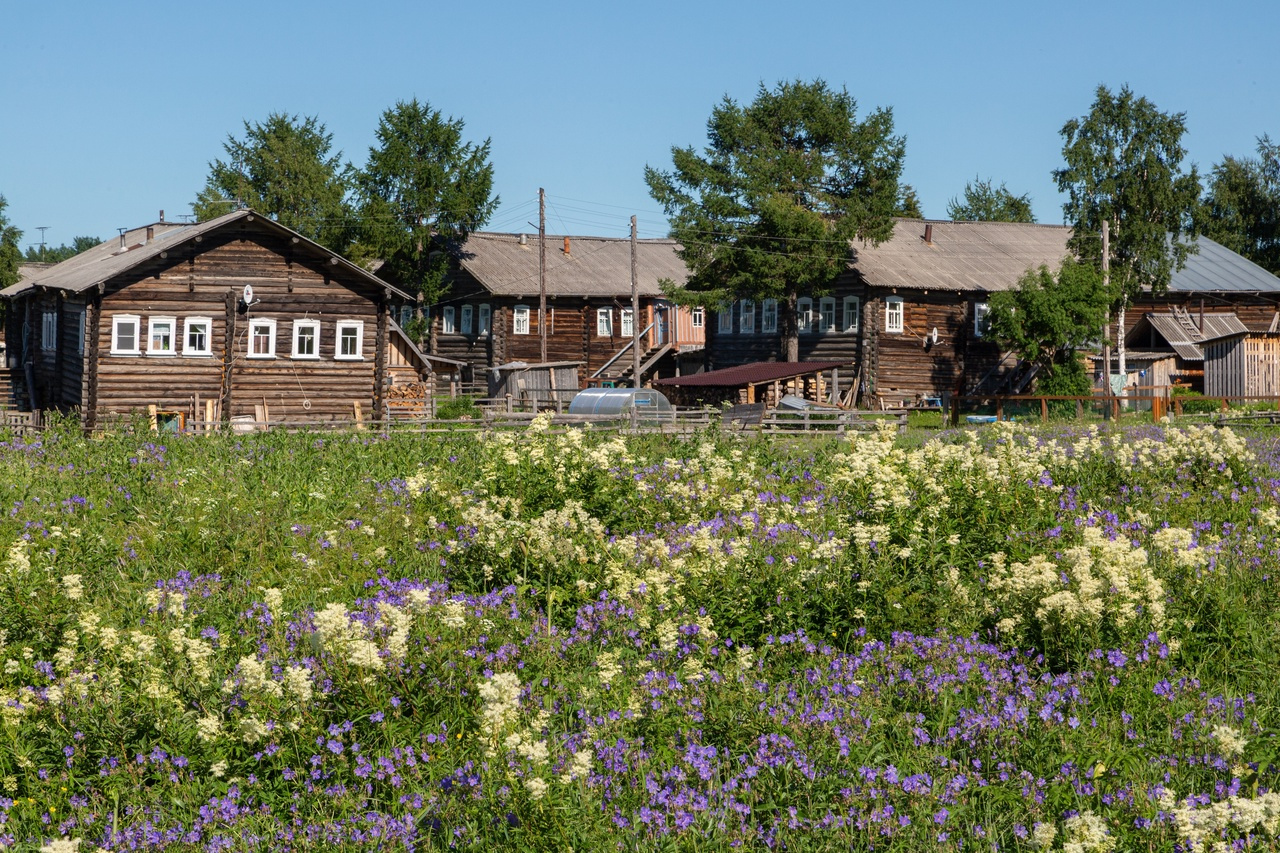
[242,284,254,304]
[929,327,939,345]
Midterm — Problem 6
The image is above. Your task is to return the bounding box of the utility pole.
[631,216,640,388]
[539,188,547,364]
[36,227,49,262]
[1100,219,1111,394]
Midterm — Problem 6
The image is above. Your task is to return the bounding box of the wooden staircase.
[0,367,31,411]
[612,343,673,384]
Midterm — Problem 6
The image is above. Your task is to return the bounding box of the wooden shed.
[0,209,419,427]
[653,361,849,408]
[1203,332,1280,398]
[486,361,582,409]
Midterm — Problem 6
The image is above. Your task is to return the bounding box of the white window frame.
[691,306,704,329]
[478,304,491,336]
[796,298,814,334]
[717,304,733,334]
[183,316,213,358]
[819,297,836,333]
[513,305,531,335]
[291,319,321,359]
[460,305,473,335]
[111,315,141,356]
[762,299,778,334]
[335,320,364,360]
[974,301,991,338]
[885,296,904,334]
[740,299,756,334]
[248,318,277,359]
[597,307,613,337]
[842,297,861,333]
[41,311,57,352]
[620,308,634,338]
[442,306,456,335]
[147,316,177,356]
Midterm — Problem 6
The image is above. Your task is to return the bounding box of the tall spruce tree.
[645,79,906,361]
[946,177,1035,222]
[193,113,354,252]
[1200,136,1280,274]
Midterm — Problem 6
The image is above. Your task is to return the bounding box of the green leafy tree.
[946,177,1035,222]
[193,113,354,251]
[896,184,924,218]
[24,236,100,264]
[0,196,21,291]
[1054,84,1202,301]
[645,79,906,361]
[987,259,1113,396]
[354,99,497,314]
[1200,135,1280,274]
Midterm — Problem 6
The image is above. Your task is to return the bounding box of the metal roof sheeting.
[452,233,689,298]
[1144,311,1249,361]
[654,361,849,387]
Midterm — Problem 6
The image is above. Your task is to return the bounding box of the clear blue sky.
[3,0,1277,250]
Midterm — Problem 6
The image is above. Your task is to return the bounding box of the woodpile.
[386,382,431,419]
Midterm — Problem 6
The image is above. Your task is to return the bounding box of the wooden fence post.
[1040,397,1048,422]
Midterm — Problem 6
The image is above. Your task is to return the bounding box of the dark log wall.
[94,227,383,423]
[1125,294,1280,336]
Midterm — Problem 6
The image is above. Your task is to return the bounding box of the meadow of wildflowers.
[1,416,1279,851]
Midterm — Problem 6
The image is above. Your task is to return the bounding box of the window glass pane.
[150,320,173,352]
[442,307,455,334]
[116,320,136,352]
[843,297,860,332]
[513,306,530,335]
[187,322,207,353]
[340,327,359,356]
[295,324,316,355]
[741,300,755,334]
[479,304,491,335]
[252,323,273,355]
[460,305,473,335]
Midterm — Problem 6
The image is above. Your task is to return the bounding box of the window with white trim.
[183,317,212,357]
[620,308,634,337]
[513,305,531,335]
[819,297,836,333]
[596,307,613,337]
[740,299,756,334]
[478,304,491,335]
[442,306,456,334]
[292,319,320,359]
[691,306,704,329]
[762,299,778,334]
[460,305,473,335]
[147,316,176,355]
[797,298,814,334]
[248,318,277,358]
[842,296,860,333]
[717,304,733,334]
[974,301,991,338]
[335,320,364,360]
[41,311,57,352]
[111,315,140,355]
[885,297,904,334]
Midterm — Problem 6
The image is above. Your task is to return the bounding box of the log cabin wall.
[1125,294,1280,336]
[93,227,383,424]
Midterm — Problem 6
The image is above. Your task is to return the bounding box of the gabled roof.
[851,219,1280,295]
[654,360,849,388]
[2,209,413,301]
[449,232,689,299]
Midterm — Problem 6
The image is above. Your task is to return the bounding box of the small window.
[974,302,991,338]
[797,298,814,334]
[292,319,320,359]
[620,308,634,338]
[740,300,756,334]
[513,305,530,335]
[842,297,860,333]
[885,297,904,334]
[148,317,176,355]
[762,299,778,334]
[335,321,364,360]
[183,317,213,357]
[691,307,704,329]
[478,304,491,335]
[717,304,733,334]
[460,305,473,336]
[442,306,456,335]
[597,307,613,337]
[248,318,277,358]
[70,309,85,356]
[818,298,836,333]
[399,305,413,328]
[41,311,57,352]
[111,315,140,355]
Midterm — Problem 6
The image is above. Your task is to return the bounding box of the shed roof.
[852,219,1280,295]
[1142,311,1249,361]
[653,361,849,388]
[450,233,689,298]
[1,210,413,301]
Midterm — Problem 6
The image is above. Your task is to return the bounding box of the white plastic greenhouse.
[567,387,673,417]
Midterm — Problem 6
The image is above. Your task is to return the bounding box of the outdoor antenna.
[36,227,49,261]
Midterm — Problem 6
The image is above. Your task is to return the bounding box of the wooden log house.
[0,209,425,428]
[399,232,706,387]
